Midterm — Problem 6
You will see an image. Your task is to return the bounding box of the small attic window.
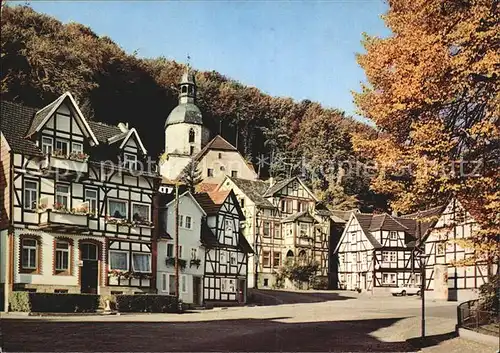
[188,128,195,143]
[181,86,188,94]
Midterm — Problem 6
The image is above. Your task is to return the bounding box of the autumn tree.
[353,0,499,265]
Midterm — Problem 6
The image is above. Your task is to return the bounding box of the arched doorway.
[80,242,99,294]
[286,250,294,265]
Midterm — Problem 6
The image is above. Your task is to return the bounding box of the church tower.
[160,67,211,180]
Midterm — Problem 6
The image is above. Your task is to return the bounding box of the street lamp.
[418,253,430,338]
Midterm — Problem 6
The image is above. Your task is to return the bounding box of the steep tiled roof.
[193,190,230,215]
[196,183,218,193]
[194,135,237,161]
[281,210,317,223]
[264,177,294,197]
[0,101,43,157]
[225,176,274,208]
[332,209,360,222]
[401,205,446,241]
[369,214,409,232]
[352,214,383,248]
[25,94,66,137]
[87,121,122,143]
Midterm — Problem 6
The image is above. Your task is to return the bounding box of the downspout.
[6,152,15,311]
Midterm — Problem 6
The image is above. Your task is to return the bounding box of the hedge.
[115,294,179,313]
[9,292,99,313]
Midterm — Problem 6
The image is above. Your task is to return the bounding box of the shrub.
[115,294,179,313]
[311,276,328,290]
[9,292,99,312]
[9,291,31,312]
[478,274,499,314]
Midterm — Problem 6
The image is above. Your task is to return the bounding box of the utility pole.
[174,182,180,298]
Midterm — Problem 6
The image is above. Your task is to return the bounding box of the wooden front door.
[80,243,98,294]
[192,276,202,305]
[238,279,246,303]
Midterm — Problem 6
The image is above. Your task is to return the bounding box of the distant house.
[0,93,160,305]
[418,199,498,301]
[218,176,333,289]
[334,209,442,292]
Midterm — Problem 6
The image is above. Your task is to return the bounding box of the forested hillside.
[0,5,385,211]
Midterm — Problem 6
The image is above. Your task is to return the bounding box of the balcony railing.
[38,209,89,231]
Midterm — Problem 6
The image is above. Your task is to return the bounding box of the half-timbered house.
[335,212,434,292]
[193,190,253,305]
[417,199,498,301]
[0,93,160,304]
[218,176,332,289]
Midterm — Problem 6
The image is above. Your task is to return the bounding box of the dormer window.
[55,139,69,156]
[188,128,195,143]
[124,153,137,170]
[41,137,53,155]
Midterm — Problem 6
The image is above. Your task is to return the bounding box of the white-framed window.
[41,136,53,155]
[262,251,271,267]
[132,253,151,273]
[71,142,83,153]
[191,248,198,260]
[109,250,128,271]
[55,139,69,156]
[123,153,137,170]
[389,231,398,240]
[161,273,168,292]
[108,199,127,219]
[180,215,192,229]
[55,184,70,209]
[132,203,150,223]
[85,189,98,216]
[230,252,237,265]
[382,273,397,285]
[382,251,397,263]
[21,238,37,269]
[181,275,187,293]
[273,252,281,267]
[55,240,70,271]
[24,180,38,210]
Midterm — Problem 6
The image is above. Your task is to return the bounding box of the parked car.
[390,284,421,296]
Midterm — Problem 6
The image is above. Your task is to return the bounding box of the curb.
[458,327,499,347]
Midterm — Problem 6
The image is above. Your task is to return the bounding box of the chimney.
[118,122,129,133]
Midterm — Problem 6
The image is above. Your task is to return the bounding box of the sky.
[24,0,391,118]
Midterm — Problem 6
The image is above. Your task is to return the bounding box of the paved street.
[1,290,497,352]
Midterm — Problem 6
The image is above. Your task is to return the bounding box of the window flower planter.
[165,257,187,270]
[190,259,201,268]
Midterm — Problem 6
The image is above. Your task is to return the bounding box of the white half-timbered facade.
[218,176,332,289]
[335,212,428,292]
[0,93,160,302]
[156,191,206,305]
[420,199,497,301]
[194,190,253,305]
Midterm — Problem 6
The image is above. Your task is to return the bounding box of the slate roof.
[25,94,66,137]
[200,221,219,248]
[281,210,317,223]
[225,176,274,209]
[87,121,123,143]
[369,213,409,232]
[264,177,294,197]
[332,209,360,222]
[401,205,446,241]
[165,103,203,127]
[1,101,43,157]
[352,214,383,248]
